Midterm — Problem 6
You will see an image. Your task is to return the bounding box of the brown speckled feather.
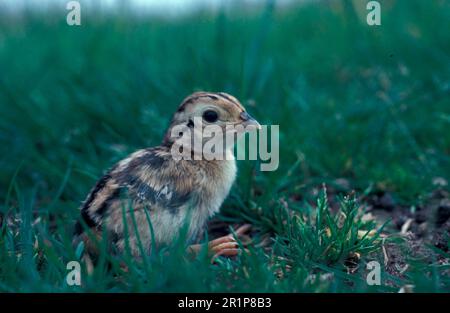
[75,146,236,257]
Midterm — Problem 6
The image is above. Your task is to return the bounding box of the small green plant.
[278,187,386,266]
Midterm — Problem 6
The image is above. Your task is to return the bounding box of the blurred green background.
[0,0,449,292]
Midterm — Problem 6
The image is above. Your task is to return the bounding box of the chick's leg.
[187,224,251,262]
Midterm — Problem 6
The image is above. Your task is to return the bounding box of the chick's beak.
[240,111,262,130]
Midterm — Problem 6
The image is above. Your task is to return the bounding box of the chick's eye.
[202,110,219,123]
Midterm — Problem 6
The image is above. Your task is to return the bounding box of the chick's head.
[164,92,260,154]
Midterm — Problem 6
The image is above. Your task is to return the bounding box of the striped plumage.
[74,92,260,262]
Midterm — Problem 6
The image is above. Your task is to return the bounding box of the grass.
[0,0,449,292]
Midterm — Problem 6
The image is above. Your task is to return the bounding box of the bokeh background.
[0,0,449,292]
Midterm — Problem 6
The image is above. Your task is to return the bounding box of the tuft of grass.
[275,187,386,266]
